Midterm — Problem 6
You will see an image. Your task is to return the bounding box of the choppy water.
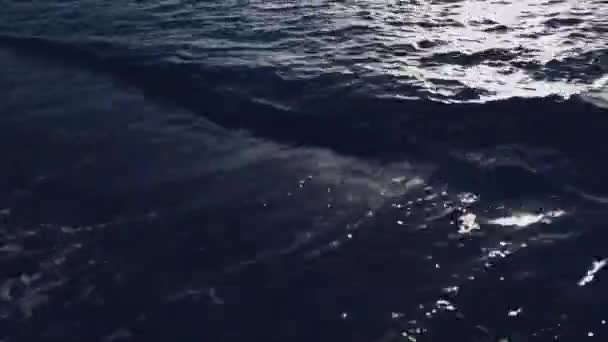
[1,0,607,341]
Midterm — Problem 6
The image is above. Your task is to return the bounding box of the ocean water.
[1,0,608,341]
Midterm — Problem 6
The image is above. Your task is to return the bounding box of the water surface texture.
[1,0,608,341]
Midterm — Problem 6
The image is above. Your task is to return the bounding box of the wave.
[1,34,607,162]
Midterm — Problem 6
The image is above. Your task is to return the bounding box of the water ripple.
[0,0,606,104]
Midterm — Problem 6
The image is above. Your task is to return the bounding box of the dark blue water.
[1,1,608,341]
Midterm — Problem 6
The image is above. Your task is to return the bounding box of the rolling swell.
[2,2,608,341]
[1,34,607,164]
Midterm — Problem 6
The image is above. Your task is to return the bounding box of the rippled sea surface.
[1,0,608,341]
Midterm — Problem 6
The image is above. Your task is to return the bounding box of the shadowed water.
[0,1,607,341]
